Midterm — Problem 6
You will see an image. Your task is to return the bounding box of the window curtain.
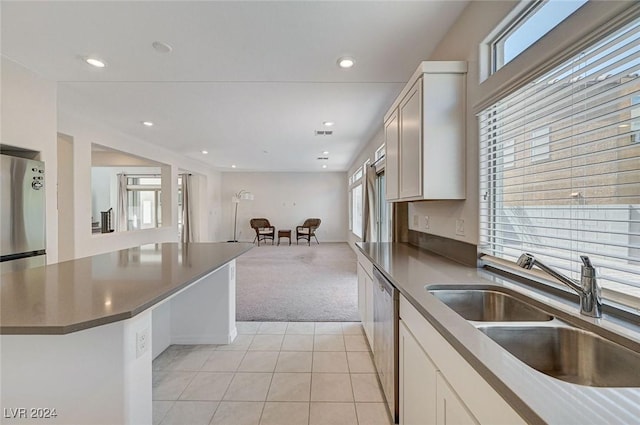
[362,163,377,242]
[116,173,127,232]
[181,173,194,243]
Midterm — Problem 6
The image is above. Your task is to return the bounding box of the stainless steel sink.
[478,325,640,387]
[427,287,553,322]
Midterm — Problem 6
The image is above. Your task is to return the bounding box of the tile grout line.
[155,322,372,425]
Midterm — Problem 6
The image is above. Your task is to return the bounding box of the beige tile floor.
[153,321,393,425]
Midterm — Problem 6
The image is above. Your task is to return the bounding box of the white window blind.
[479,18,640,299]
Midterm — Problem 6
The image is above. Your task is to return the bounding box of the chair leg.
[313,234,319,244]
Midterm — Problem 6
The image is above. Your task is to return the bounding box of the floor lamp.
[228,189,254,242]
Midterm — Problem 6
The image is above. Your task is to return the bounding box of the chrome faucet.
[517,253,602,318]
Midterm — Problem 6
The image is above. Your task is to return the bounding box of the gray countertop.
[0,242,253,335]
[357,242,640,425]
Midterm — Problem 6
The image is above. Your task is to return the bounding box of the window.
[352,184,363,238]
[632,94,640,142]
[353,166,363,181]
[530,127,550,162]
[177,175,183,237]
[480,18,640,303]
[376,171,391,242]
[126,176,162,230]
[375,144,385,161]
[349,165,366,238]
[491,0,587,73]
[503,140,515,169]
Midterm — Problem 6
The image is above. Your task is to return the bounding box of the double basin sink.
[426,285,640,387]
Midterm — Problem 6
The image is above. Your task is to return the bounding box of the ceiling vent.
[317,157,329,160]
[315,130,333,136]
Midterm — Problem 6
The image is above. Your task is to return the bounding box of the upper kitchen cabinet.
[384,62,467,202]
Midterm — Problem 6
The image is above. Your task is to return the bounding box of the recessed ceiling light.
[231,164,237,169]
[201,150,209,154]
[152,41,173,54]
[323,151,329,155]
[85,57,106,68]
[323,121,335,127]
[322,164,328,169]
[141,121,154,127]
[337,56,355,69]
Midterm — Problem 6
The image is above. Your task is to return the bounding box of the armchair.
[296,218,321,246]
[250,218,275,246]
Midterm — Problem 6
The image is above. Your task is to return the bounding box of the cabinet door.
[364,272,375,347]
[399,78,423,199]
[384,110,399,201]
[357,264,366,325]
[436,372,479,425]
[400,320,437,425]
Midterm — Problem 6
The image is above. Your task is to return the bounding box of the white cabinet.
[385,61,467,202]
[356,254,375,348]
[384,109,399,201]
[398,78,423,199]
[364,272,374,346]
[399,320,437,425]
[399,295,524,425]
[436,372,479,425]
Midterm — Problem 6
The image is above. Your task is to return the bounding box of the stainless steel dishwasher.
[373,267,399,424]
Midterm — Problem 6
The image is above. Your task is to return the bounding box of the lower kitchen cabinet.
[399,295,525,425]
[399,320,437,425]
[357,254,375,347]
[436,372,479,425]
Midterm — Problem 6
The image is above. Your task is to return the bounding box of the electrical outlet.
[413,215,419,227]
[455,219,465,236]
[136,327,150,358]
[424,216,430,230]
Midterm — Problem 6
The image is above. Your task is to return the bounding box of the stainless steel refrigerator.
[1,154,46,273]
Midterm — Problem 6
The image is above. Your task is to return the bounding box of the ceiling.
[1,1,469,172]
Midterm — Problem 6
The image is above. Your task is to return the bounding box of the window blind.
[479,18,640,298]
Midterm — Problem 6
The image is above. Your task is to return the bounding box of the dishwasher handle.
[373,267,397,298]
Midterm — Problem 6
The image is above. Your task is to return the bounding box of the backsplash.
[408,230,478,267]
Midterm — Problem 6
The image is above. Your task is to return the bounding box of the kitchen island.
[0,242,252,424]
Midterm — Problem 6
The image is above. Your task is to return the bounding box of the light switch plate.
[455,219,465,236]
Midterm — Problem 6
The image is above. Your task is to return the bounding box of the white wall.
[220,172,348,243]
[1,58,59,263]
[58,108,224,257]
[2,57,225,262]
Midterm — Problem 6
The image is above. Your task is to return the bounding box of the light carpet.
[236,242,359,322]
